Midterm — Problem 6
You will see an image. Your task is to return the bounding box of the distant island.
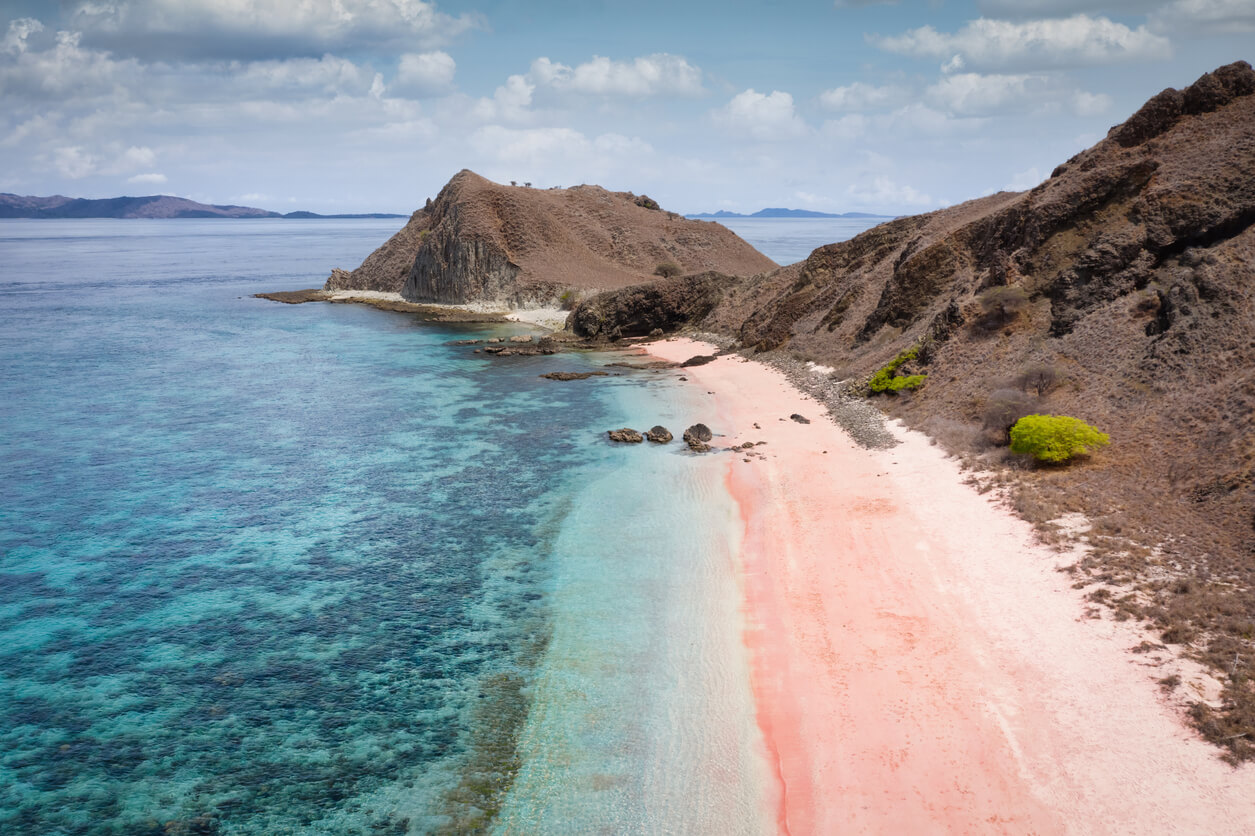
[686,208,894,219]
[0,193,405,220]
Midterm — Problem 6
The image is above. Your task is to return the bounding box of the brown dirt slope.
[325,208,433,292]
[706,61,1255,758]
[325,170,777,304]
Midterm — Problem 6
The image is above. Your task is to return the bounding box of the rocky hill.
[672,60,1255,757]
[324,170,777,305]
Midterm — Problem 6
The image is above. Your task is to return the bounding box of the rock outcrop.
[326,170,776,306]
[607,428,644,443]
[566,272,731,339]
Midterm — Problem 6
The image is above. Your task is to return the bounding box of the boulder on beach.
[646,426,673,443]
[607,428,644,443]
[683,423,713,452]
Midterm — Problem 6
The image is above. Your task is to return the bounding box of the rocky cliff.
[325,170,777,305]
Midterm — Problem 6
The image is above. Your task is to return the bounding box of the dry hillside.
[325,170,776,305]
[698,61,1255,757]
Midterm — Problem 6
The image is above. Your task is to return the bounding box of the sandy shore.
[643,337,1255,834]
[257,289,568,330]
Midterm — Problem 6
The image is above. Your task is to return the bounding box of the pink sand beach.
[643,337,1255,835]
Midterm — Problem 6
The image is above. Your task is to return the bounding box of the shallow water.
[0,219,772,834]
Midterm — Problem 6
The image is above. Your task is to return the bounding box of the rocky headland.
[324,169,777,307]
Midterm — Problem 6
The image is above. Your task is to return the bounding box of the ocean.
[0,216,880,834]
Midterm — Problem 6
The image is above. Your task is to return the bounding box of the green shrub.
[654,261,682,278]
[1009,414,1109,463]
[869,346,926,394]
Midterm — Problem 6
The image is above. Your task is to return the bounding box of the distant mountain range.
[685,208,894,219]
[0,193,405,220]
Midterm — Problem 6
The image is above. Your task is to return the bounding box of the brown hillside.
[699,60,1255,757]
[326,208,433,292]
[325,171,777,305]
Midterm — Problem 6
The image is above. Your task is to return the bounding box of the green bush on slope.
[868,346,926,394]
[1009,414,1109,463]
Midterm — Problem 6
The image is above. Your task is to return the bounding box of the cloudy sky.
[1,0,1250,215]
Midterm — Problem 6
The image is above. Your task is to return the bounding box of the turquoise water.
[0,220,769,834]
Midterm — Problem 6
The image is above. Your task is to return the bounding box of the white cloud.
[393,51,455,97]
[845,175,935,209]
[231,54,374,97]
[65,0,480,58]
[0,29,140,101]
[114,145,156,171]
[528,53,703,97]
[470,125,590,164]
[593,133,654,155]
[819,81,905,111]
[473,74,535,122]
[926,73,1036,115]
[872,15,1172,71]
[128,172,168,184]
[978,0,1166,17]
[53,146,97,179]
[715,89,808,141]
[1006,166,1044,190]
[3,17,43,54]
[1150,0,1255,33]
[1072,90,1112,115]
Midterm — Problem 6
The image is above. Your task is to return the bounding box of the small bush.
[869,346,926,394]
[654,262,682,278]
[1009,414,1110,463]
[982,388,1035,444]
[975,285,1030,331]
[558,289,579,311]
[1015,363,1062,396]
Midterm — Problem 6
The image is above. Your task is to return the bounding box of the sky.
[0,1,1250,215]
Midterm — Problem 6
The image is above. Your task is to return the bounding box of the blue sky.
[1,0,1250,214]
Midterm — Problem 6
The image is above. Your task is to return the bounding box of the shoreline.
[254,288,569,330]
[641,336,1255,833]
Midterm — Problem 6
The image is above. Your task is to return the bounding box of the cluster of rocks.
[607,423,714,450]
[539,371,612,381]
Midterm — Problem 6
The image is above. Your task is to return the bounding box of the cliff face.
[326,170,777,305]
[326,209,432,292]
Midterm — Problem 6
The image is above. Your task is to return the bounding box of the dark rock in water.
[790,413,811,424]
[646,425,673,443]
[447,339,483,345]
[540,371,609,381]
[680,354,718,367]
[683,423,713,452]
[608,428,644,443]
